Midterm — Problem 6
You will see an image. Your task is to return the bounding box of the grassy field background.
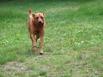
[0,0,103,77]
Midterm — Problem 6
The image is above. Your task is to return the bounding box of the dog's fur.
[28,9,45,55]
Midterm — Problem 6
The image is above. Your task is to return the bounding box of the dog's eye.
[41,17,43,19]
[36,17,38,19]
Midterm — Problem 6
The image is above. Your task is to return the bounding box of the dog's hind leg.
[36,33,39,42]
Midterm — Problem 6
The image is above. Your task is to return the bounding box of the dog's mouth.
[38,21,44,25]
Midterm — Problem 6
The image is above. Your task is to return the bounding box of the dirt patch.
[1,61,32,75]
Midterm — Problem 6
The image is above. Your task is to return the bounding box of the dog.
[28,9,45,55]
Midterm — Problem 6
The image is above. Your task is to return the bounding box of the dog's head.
[32,13,44,25]
[29,9,45,25]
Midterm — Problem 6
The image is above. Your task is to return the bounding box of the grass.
[0,0,103,77]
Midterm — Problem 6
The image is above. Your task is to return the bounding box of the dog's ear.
[29,9,32,14]
[42,13,45,16]
[32,14,35,18]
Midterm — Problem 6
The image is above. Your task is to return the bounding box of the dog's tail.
[29,9,32,15]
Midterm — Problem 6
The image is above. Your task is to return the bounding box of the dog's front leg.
[40,31,44,55]
[30,33,37,51]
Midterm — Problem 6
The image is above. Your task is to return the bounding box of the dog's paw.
[40,53,43,55]
[32,46,37,52]
[40,50,44,55]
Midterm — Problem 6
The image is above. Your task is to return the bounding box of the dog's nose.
[38,21,44,24]
[38,21,42,23]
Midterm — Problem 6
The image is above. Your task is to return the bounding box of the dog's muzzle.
[38,21,44,25]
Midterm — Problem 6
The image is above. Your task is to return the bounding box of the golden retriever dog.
[28,9,45,55]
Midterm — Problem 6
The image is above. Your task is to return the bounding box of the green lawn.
[0,0,103,77]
